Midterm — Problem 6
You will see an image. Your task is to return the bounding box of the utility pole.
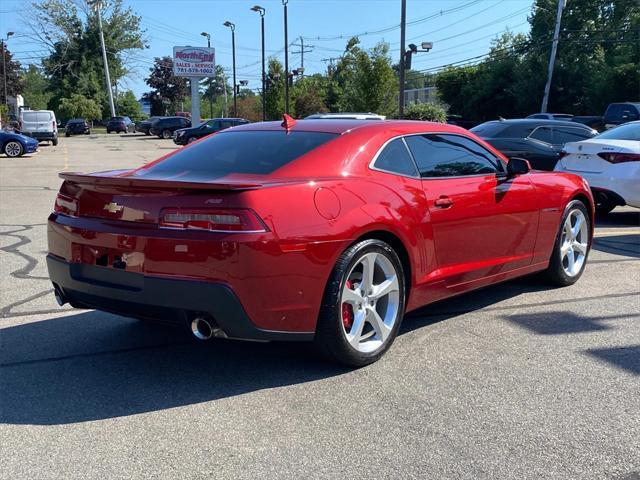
[398,0,407,119]
[90,0,116,118]
[224,21,237,116]
[283,0,289,114]
[201,32,213,118]
[292,36,313,79]
[251,5,266,121]
[541,0,566,113]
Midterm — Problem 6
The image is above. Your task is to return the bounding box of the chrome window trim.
[368,135,421,179]
[368,131,505,179]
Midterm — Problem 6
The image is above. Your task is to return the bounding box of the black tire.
[65,132,70,137]
[3,140,24,157]
[595,201,615,216]
[145,131,151,136]
[544,200,591,286]
[52,138,58,146]
[161,129,172,139]
[187,136,197,144]
[107,130,111,134]
[315,239,406,367]
[86,130,91,135]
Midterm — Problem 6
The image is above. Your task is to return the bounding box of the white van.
[19,110,59,146]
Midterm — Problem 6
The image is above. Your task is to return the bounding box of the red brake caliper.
[342,280,355,329]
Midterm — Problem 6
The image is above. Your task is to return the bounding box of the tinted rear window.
[110,117,125,121]
[137,130,338,178]
[470,122,510,137]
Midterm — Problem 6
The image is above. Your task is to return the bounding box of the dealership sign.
[173,46,215,77]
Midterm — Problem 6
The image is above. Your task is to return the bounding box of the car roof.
[226,119,468,136]
[480,118,590,128]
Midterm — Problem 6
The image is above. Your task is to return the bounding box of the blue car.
[1,130,39,157]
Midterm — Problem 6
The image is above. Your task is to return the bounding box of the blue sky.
[2,0,535,97]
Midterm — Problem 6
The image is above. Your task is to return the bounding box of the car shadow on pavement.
[593,234,640,258]
[596,209,640,228]
[0,312,350,426]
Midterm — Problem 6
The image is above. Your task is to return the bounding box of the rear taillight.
[54,193,78,216]
[597,152,640,164]
[53,120,57,131]
[159,208,268,232]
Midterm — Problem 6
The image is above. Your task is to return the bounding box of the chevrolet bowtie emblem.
[104,202,124,213]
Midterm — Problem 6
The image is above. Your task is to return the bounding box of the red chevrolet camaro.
[47,118,594,366]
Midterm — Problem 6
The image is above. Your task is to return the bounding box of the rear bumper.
[47,254,314,342]
[23,131,57,141]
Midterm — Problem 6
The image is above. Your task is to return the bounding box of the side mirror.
[507,157,531,176]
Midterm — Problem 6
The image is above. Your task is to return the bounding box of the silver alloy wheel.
[5,141,22,157]
[187,136,197,143]
[560,208,589,277]
[162,129,171,139]
[341,252,400,353]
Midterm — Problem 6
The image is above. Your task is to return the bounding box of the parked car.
[106,116,136,134]
[173,118,249,145]
[1,130,39,157]
[135,116,162,136]
[64,118,91,136]
[47,119,594,366]
[555,121,640,214]
[150,116,191,139]
[471,119,597,170]
[603,102,640,129]
[527,113,574,121]
[305,113,386,120]
[19,110,59,146]
[446,114,479,130]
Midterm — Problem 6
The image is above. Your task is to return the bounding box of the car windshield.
[595,123,640,141]
[136,130,338,179]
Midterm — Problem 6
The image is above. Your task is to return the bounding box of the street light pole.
[541,0,566,113]
[224,21,237,116]
[398,0,407,119]
[251,5,266,121]
[201,32,213,118]
[90,0,116,118]
[2,32,14,109]
[283,0,289,114]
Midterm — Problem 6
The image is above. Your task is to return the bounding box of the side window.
[372,138,418,177]
[405,134,500,178]
[529,126,553,144]
[221,120,234,129]
[552,127,593,145]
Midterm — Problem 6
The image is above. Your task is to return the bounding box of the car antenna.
[281,113,296,131]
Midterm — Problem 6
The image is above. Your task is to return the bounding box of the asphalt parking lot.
[1,134,639,479]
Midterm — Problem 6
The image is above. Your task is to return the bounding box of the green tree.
[20,66,52,110]
[0,45,23,105]
[31,0,145,117]
[404,102,447,122]
[58,93,102,120]
[265,58,285,120]
[116,90,143,120]
[145,56,189,115]
[291,74,328,117]
[332,38,397,116]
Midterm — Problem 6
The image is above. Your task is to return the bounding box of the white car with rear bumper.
[555,121,640,214]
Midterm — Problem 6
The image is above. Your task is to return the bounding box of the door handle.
[434,196,453,208]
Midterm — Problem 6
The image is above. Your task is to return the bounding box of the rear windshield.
[595,123,640,141]
[470,122,510,137]
[136,130,338,178]
[110,117,125,121]
[22,111,52,122]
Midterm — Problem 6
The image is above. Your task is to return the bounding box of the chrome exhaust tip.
[53,286,67,306]
[191,316,214,340]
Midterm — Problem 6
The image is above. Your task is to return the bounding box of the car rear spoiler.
[58,172,263,191]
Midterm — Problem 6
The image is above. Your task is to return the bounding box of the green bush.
[404,102,447,122]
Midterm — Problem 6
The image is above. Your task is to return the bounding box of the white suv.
[19,110,59,146]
